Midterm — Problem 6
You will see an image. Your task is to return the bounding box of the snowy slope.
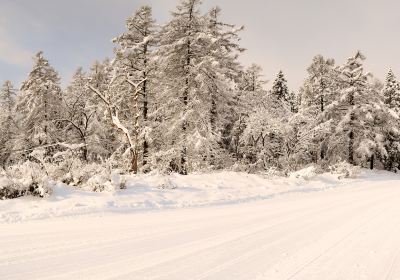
[0,169,379,223]
[1,170,400,279]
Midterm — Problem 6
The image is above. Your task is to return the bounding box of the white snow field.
[1,170,400,279]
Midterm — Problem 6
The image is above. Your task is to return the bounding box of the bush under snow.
[329,161,361,179]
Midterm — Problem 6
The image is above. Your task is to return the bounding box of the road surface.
[1,178,400,279]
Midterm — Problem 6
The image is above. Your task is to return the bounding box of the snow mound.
[0,169,399,223]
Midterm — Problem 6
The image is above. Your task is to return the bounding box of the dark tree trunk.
[142,41,149,170]
[370,154,374,170]
[179,6,193,176]
[348,89,355,165]
[81,140,88,162]
[142,78,149,170]
[348,130,354,165]
[131,150,138,174]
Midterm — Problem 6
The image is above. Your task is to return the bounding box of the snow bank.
[0,169,398,223]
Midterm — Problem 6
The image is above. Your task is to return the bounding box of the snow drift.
[1,168,398,224]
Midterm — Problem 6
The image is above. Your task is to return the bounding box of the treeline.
[1,0,400,176]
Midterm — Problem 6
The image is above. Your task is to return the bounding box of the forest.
[1,0,400,198]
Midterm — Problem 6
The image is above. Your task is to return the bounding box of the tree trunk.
[348,129,354,165]
[370,154,374,170]
[82,139,88,162]
[142,42,149,170]
[348,89,355,165]
[132,85,140,174]
[142,80,149,169]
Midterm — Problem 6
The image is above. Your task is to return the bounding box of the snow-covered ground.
[0,168,363,223]
[1,170,400,279]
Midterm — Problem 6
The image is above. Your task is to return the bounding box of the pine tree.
[324,51,387,168]
[154,0,243,174]
[383,69,400,110]
[0,81,17,167]
[299,55,336,162]
[238,64,266,92]
[113,5,157,172]
[288,91,299,113]
[300,55,336,115]
[202,6,244,168]
[382,69,400,170]
[271,70,289,101]
[17,51,63,158]
[155,0,203,174]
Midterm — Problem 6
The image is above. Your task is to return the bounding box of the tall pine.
[0,81,17,167]
[17,52,63,158]
[113,6,157,172]
[271,70,289,101]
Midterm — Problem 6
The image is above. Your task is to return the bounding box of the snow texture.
[1,170,400,279]
[0,169,394,224]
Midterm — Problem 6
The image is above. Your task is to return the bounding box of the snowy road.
[1,177,400,280]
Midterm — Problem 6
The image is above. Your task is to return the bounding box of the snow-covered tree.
[153,0,243,174]
[60,68,100,161]
[299,55,336,162]
[300,55,336,115]
[202,5,244,167]
[113,5,157,172]
[86,59,120,160]
[16,52,63,159]
[383,69,400,110]
[271,70,290,102]
[287,91,300,113]
[0,81,17,167]
[381,69,400,171]
[324,51,388,168]
[238,64,267,92]
[239,90,292,170]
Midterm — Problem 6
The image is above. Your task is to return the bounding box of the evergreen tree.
[0,81,17,167]
[202,6,244,168]
[382,69,400,171]
[155,0,204,174]
[300,55,336,115]
[238,64,266,92]
[299,55,336,162]
[324,51,387,168]
[17,52,63,158]
[271,70,289,101]
[113,5,157,172]
[154,0,243,174]
[383,69,400,110]
[288,91,299,113]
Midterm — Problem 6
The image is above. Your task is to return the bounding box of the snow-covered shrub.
[1,164,52,200]
[86,175,114,192]
[230,162,250,173]
[66,162,111,190]
[329,161,361,179]
[290,165,318,180]
[0,177,25,200]
[63,161,127,192]
[111,171,127,190]
[27,180,51,198]
[157,178,178,190]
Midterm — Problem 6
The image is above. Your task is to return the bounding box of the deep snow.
[1,169,400,279]
[0,168,380,223]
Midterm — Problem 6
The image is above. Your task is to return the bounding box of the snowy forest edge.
[1,0,400,199]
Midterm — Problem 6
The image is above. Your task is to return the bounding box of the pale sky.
[1,0,399,91]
